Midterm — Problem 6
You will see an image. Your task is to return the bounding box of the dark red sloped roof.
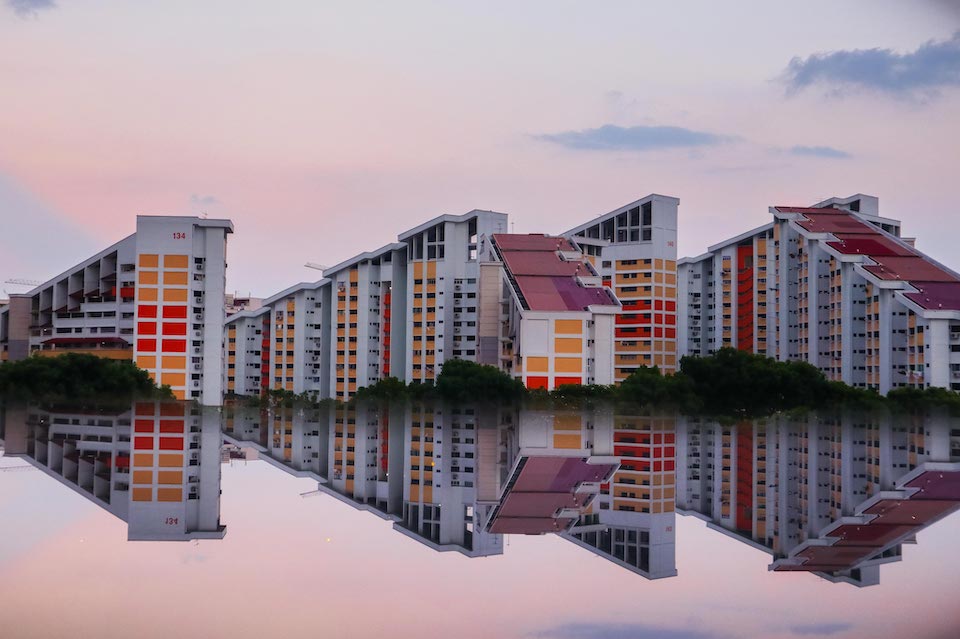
[774,206,843,214]
[826,235,914,257]
[795,212,874,235]
[494,234,618,311]
[902,281,960,311]
[863,256,958,282]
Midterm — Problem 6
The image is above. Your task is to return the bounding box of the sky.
[2,457,960,639]
[1,1,959,296]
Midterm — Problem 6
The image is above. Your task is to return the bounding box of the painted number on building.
[172,232,188,240]
[165,517,179,525]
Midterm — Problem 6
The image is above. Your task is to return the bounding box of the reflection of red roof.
[41,337,130,346]
[487,456,618,535]
[773,468,960,573]
[493,234,618,312]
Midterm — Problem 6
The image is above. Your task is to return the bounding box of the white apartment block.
[1,216,233,404]
[564,195,680,379]
[677,194,960,394]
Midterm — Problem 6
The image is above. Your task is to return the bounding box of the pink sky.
[1,2,959,296]
[1,459,959,639]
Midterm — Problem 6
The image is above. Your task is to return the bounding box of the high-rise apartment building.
[0,216,233,404]
[487,234,620,390]
[564,194,680,380]
[678,194,960,393]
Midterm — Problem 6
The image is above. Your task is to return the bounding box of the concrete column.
[926,318,950,389]
[879,290,894,394]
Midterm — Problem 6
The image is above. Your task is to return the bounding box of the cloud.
[190,194,220,207]
[789,622,854,636]
[6,0,56,17]
[536,124,730,152]
[783,31,960,98]
[789,145,851,159]
[532,622,723,639]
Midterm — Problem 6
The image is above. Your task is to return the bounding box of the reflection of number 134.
[172,232,187,240]
[165,517,179,525]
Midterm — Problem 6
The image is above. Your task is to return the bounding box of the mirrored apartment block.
[0,216,233,404]
[675,413,960,586]
[0,401,225,541]
[678,194,960,393]
[227,197,681,400]
[221,403,680,578]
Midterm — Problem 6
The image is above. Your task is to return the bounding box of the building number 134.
[173,232,187,239]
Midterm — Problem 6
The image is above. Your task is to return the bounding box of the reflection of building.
[222,403,505,557]
[1,402,226,541]
[0,216,233,404]
[678,194,960,393]
[676,414,960,585]
[487,409,678,579]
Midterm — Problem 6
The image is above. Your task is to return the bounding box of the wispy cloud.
[536,124,730,152]
[783,31,960,98]
[789,622,854,636]
[6,0,56,17]
[190,194,220,207]
[789,145,851,159]
[531,622,723,639]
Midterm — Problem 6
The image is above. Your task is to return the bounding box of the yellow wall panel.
[554,357,583,373]
[554,338,582,354]
[163,288,188,302]
[132,487,153,502]
[161,372,186,387]
[161,356,186,369]
[138,254,159,268]
[158,471,183,485]
[159,454,183,468]
[554,319,583,334]
[163,254,189,269]
[553,433,582,449]
[526,356,549,372]
[137,355,157,370]
[133,453,153,467]
[138,271,159,285]
[164,271,189,286]
[132,470,153,484]
[139,287,158,301]
[157,488,183,502]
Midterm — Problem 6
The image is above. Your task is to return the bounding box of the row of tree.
[0,353,173,405]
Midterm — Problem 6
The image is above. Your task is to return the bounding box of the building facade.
[678,194,960,393]
[1,216,233,404]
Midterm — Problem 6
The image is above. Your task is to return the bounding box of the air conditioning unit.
[195,314,203,320]
[194,331,202,337]
[196,263,204,271]
[194,364,202,370]
[193,347,202,354]
[454,327,461,334]
[455,284,462,291]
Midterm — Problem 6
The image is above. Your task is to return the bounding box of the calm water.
[1,401,959,639]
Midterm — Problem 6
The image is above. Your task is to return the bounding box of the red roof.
[902,281,960,311]
[774,206,842,214]
[862,256,958,282]
[493,234,618,312]
[795,212,874,235]
[826,235,914,257]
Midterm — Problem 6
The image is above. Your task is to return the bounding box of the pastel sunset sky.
[1,1,959,295]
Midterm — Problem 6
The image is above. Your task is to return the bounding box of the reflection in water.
[1,401,226,541]
[223,403,960,586]
[3,399,958,588]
